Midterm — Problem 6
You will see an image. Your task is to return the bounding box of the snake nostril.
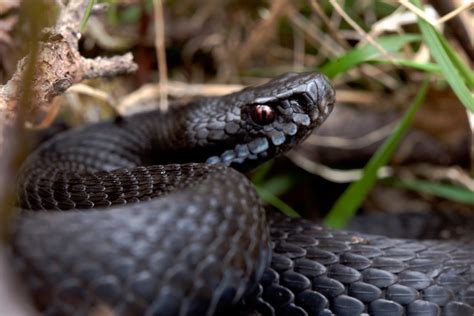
[292,94,313,112]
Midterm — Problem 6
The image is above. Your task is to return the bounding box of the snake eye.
[250,105,276,125]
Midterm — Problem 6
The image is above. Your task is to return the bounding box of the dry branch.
[0,0,137,129]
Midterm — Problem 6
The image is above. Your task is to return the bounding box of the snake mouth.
[204,117,315,169]
[205,137,269,166]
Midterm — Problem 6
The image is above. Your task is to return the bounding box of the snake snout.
[291,73,335,125]
[314,74,336,124]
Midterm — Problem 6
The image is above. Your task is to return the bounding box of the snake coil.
[10,73,474,316]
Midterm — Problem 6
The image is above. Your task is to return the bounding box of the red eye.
[250,105,276,125]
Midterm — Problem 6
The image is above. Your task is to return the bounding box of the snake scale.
[9,72,474,316]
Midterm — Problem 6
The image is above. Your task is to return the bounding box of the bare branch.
[0,0,138,128]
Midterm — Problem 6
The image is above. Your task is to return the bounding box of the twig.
[403,163,474,191]
[288,152,392,183]
[25,97,62,130]
[429,0,474,61]
[0,0,138,129]
[398,0,438,25]
[81,53,137,79]
[293,25,305,70]
[237,0,290,68]
[153,0,168,111]
[435,1,473,25]
[308,0,350,49]
[468,111,474,176]
[67,83,115,105]
[329,0,397,63]
[85,16,134,50]
[118,81,243,115]
[288,10,344,57]
[305,120,400,149]
[400,0,473,27]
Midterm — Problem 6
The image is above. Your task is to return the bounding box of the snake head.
[191,72,335,170]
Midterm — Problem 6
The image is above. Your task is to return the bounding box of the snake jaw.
[206,137,270,166]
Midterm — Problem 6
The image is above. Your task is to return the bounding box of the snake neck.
[129,98,229,165]
[130,107,190,164]
[137,97,245,166]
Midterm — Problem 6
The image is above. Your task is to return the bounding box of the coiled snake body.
[10,73,474,316]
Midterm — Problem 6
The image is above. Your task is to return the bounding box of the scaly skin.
[10,73,474,316]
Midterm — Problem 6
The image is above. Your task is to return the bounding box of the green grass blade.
[251,160,274,185]
[80,0,96,32]
[436,32,474,88]
[261,175,296,197]
[324,80,430,228]
[385,178,474,205]
[255,186,300,218]
[251,161,299,216]
[106,0,119,26]
[320,34,421,79]
[412,0,474,112]
[372,59,440,73]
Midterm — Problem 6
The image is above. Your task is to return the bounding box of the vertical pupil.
[252,105,274,125]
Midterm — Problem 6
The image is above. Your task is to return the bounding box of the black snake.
[9,72,474,316]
